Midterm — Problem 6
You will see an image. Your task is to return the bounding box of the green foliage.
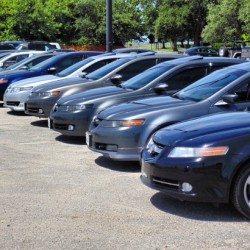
[0,0,249,48]
[202,0,249,43]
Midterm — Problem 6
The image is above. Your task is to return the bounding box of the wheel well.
[229,157,250,201]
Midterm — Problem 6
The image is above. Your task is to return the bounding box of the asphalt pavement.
[0,104,249,250]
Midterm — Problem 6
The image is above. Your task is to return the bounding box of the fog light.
[38,108,43,114]
[106,145,118,152]
[67,125,75,131]
[181,182,193,192]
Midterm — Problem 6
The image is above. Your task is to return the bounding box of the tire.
[232,165,250,219]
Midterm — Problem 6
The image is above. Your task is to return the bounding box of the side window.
[161,67,208,91]
[54,57,81,72]
[229,82,250,102]
[83,59,117,74]
[26,56,53,69]
[16,55,29,62]
[208,64,235,74]
[117,59,157,81]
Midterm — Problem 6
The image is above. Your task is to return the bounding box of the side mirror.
[47,67,57,74]
[215,94,239,105]
[110,74,123,85]
[20,66,28,70]
[222,94,239,103]
[153,83,169,94]
[79,72,88,78]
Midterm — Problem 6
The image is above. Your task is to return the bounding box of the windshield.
[86,57,132,80]
[174,68,247,102]
[120,64,174,90]
[57,57,94,77]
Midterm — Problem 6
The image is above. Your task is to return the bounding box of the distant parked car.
[178,46,219,57]
[24,53,179,118]
[87,61,250,162]
[0,53,56,72]
[16,41,58,51]
[4,53,138,112]
[0,51,100,99]
[0,51,44,69]
[0,43,16,51]
[50,56,241,137]
[140,111,250,220]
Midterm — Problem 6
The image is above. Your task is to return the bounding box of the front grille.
[26,107,39,114]
[152,176,180,190]
[54,123,68,130]
[6,101,20,106]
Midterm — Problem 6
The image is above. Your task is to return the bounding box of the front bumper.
[86,125,144,161]
[3,91,30,111]
[140,149,230,203]
[25,96,59,118]
[50,109,94,137]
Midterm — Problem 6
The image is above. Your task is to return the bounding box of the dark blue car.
[178,46,219,56]
[141,111,250,220]
[0,51,102,99]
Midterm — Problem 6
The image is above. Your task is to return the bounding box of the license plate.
[85,132,92,147]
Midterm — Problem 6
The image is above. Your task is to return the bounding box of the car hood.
[153,111,250,147]
[57,86,128,105]
[32,77,88,92]
[98,96,192,119]
[9,75,60,88]
[0,69,36,79]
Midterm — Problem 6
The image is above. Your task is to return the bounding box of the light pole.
[106,0,113,52]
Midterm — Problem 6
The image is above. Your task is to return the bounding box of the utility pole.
[106,0,113,52]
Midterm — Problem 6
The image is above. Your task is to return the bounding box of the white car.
[3,53,134,112]
[0,51,45,69]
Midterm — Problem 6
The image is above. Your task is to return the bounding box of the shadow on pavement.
[55,134,86,145]
[150,192,247,222]
[95,156,141,173]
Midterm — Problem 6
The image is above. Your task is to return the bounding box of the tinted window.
[174,68,247,102]
[121,64,174,90]
[86,58,132,80]
[57,57,94,77]
[116,59,157,81]
[228,82,250,102]
[161,67,208,91]
[53,56,83,72]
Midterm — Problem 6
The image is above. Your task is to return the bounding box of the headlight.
[0,78,8,84]
[36,90,60,97]
[103,119,145,127]
[12,86,33,92]
[168,146,229,158]
[58,104,86,112]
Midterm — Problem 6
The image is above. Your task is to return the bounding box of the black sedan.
[87,62,250,161]
[24,53,182,118]
[49,57,242,137]
[140,111,250,220]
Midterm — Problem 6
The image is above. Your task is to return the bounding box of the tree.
[154,0,190,51]
[72,0,144,46]
[202,0,243,43]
